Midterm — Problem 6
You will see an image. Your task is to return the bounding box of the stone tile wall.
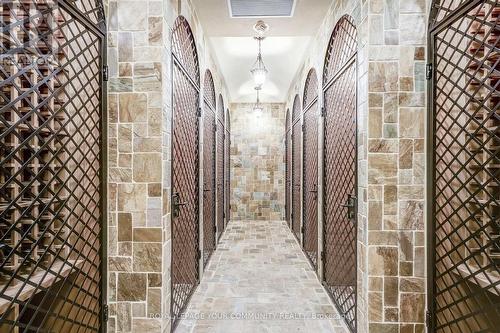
[285,0,430,332]
[366,1,428,332]
[105,0,230,332]
[229,103,286,221]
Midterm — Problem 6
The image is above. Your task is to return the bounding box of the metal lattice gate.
[291,96,302,241]
[285,109,291,226]
[202,70,216,267]
[224,109,230,224]
[302,70,319,268]
[171,16,200,326]
[322,15,358,333]
[429,1,500,332]
[216,96,224,240]
[0,0,106,331]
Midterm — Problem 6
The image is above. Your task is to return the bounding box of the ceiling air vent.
[229,0,296,18]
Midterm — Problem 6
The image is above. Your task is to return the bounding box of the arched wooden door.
[322,15,358,333]
[302,69,319,268]
[225,109,231,225]
[285,109,292,226]
[202,70,216,267]
[291,95,302,240]
[216,95,225,240]
[171,16,201,325]
[429,1,500,332]
[0,0,106,331]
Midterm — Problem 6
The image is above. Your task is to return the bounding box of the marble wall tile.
[230,103,285,221]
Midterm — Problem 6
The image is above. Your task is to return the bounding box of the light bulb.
[253,105,263,117]
[251,68,267,87]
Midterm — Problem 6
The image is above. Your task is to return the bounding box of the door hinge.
[321,251,325,262]
[197,107,202,117]
[301,123,305,132]
[197,249,202,260]
[301,225,305,234]
[103,304,109,322]
[103,65,109,82]
[321,106,325,117]
[426,63,433,80]
[425,310,431,327]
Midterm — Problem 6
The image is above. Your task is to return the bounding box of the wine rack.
[464,4,500,281]
[0,0,104,331]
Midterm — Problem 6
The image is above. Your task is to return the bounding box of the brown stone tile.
[118,212,132,241]
[385,307,399,322]
[109,256,132,272]
[148,273,162,287]
[119,93,148,122]
[369,139,398,153]
[368,246,398,276]
[133,243,162,272]
[384,185,397,215]
[117,273,147,301]
[400,293,425,322]
[399,139,413,169]
[384,276,399,306]
[369,323,399,333]
[148,183,162,197]
[116,302,131,331]
[147,288,161,316]
[368,62,399,92]
[148,17,162,45]
[368,292,383,321]
[133,153,162,182]
[400,200,424,230]
[133,227,162,242]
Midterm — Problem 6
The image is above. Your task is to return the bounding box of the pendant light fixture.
[251,20,269,87]
[253,86,263,117]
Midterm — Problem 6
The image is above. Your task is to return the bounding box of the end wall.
[229,103,286,221]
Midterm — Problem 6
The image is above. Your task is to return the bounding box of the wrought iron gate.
[291,96,302,240]
[322,15,358,333]
[171,16,200,326]
[429,1,500,332]
[224,109,230,224]
[285,109,291,226]
[0,0,106,331]
[202,70,216,267]
[216,95,225,240]
[302,70,319,268]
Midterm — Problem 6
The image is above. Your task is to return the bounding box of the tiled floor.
[175,220,348,333]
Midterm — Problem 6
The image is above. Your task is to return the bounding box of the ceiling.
[191,0,332,103]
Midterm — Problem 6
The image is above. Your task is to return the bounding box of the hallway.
[175,221,348,333]
[3,0,500,332]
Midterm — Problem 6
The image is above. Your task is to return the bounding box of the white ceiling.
[191,0,332,103]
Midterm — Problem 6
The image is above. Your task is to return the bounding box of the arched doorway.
[285,108,292,226]
[216,95,225,240]
[302,69,319,268]
[291,95,302,241]
[322,15,358,333]
[428,1,500,331]
[171,16,201,325]
[202,70,216,267]
[0,0,106,330]
[225,109,231,226]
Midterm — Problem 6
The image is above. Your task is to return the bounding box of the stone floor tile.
[174,220,348,332]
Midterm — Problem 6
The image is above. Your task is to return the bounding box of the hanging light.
[253,86,263,117]
[250,20,269,87]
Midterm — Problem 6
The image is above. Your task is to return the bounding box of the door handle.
[340,194,357,219]
[309,184,318,199]
[172,192,187,218]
